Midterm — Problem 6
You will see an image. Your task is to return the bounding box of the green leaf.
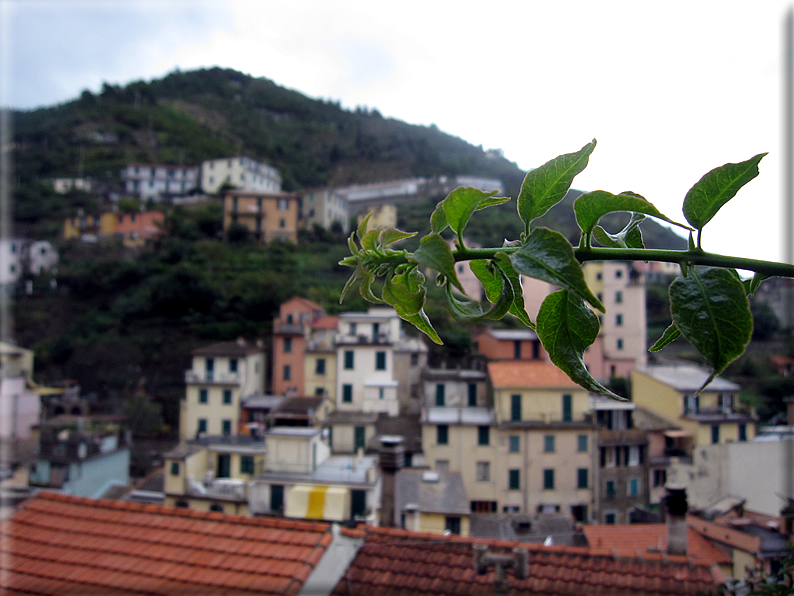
[360,228,380,251]
[394,306,442,345]
[683,153,767,231]
[382,267,426,316]
[445,285,487,321]
[430,200,449,234]
[669,267,753,390]
[442,187,500,243]
[454,260,513,322]
[517,140,596,234]
[409,234,464,293]
[359,272,385,304]
[649,323,681,352]
[509,227,604,311]
[574,190,689,239]
[536,290,622,400]
[494,254,535,328]
[748,273,767,296]
[592,213,646,249]
[347,232,361,257]
[381,227,417,247]
[357,212,372,240]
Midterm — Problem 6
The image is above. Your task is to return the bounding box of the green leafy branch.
[340,140,794,399]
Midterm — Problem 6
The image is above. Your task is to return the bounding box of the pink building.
[115,211,165,246]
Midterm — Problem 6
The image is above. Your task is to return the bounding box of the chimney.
[664,486,688,556]
[378,435,404,528]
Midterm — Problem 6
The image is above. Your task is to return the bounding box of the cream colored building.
[163,436,266,516]
[201,156,280,195]
[298,188,350,232]
[249,427,380,524]
[395,469,471,536]
[631,365,755,449]
[179,340,266,441]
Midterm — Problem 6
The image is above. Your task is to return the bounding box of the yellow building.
[357,204,397,232]
[163,436,266,515]
[63,212,117,240]
[179,340,266,441]
[631,365,755,449]
[222,190,299,243]
[422,360,594,521]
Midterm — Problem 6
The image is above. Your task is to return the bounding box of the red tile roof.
[488,361,580,389]
[1,491,332,595]
[311,316,339,329]
[333,525,722,595]
[582,524,732,566]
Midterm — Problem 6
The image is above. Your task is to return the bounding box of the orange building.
[272,297,328,396]
[115,211,164,247]
[223,190,299,243]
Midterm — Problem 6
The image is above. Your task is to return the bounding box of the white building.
[201,156,281,195]
[120,164,199,201]
[298,188,350,233]
[52,178,92,194]
[0,239,58,286]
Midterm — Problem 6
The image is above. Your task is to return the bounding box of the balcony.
[186,477,247,501]
[274,322,305,335]
[336,333,392,346]
[597,428,647,446]
[184,371,240,385]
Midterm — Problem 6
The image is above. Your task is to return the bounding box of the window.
[628,477,639,496]
[410,353,419,366]
[604,512,616,524]
[223,390,232,405]
[606,480,616,498]
[315,358,326,375]
[544,435,555,453]
[205,358,214,381]
[510,394,521,421]
[513,340,521,359]
[562,394,572,422]
[277,199,289,210]
[615,269,623,279]
[344,350,354,370]
[478,426,490,446]
[436,460,450,471]
[617,338,624,350]
[198,419,207,434]
[279,218,285,228]
[437,425,449,445]
[199,389,208,404]
[615,291,623,303]
[444,516,461,535]
[711,424,720,444]
[616,313,623,326]
[627,445,640,466]
[476,461,490,482]
[577,468,588,489]
[509,435,520,453]
[229,359,238,373]
[468,383,477,407]
[349,322,357,336]
[653,469,667,487]
[283,365,291,381]
[342,384,353,403]
[543,469,555,490]
[435,384,445,406]
[378,387,384,399]
[739,423,747,442]
[222,420,232,435]
[170,462,180,476]
[509,469,520,490]
[283,337,292,353]
[240,456,254,475]
[596,272,603,281]
[375,351,386,370]
[577,434,588,452]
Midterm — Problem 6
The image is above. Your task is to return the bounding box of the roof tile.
[1,492,332,595]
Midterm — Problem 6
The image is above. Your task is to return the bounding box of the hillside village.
[3,70,794,594]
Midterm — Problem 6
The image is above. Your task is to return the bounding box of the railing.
[274,322,305,334]
[184,371,240,384]
[186,477,248,500]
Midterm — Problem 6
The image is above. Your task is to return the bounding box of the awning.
[285,484,348,522]
[664,430,693,438]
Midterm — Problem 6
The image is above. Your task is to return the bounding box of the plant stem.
[452,247,794,278]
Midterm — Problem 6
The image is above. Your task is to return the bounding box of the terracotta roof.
[582,524,732,566]
[488,361,579,389]
[333,525,722,595]
[1,491,332,595]
[312,315,339,329]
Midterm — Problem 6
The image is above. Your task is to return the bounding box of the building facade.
[201,156,281,195]
[222,190,299,243]
[121,164,199,201]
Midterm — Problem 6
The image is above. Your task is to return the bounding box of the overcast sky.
[2,0,791,265]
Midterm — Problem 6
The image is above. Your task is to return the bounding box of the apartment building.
[222,190,299,243]
[120,164,199,201]
[271,297,328,397]
[298,188,349,232]
[179,340,266,441]
[201,156,281,195]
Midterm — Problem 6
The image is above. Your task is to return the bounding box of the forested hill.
[13,67,685,249]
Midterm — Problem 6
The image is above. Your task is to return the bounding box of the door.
[216,454,231,478]
[350,489,366,519]
[270,484,284,514]
[354,426,366,452]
